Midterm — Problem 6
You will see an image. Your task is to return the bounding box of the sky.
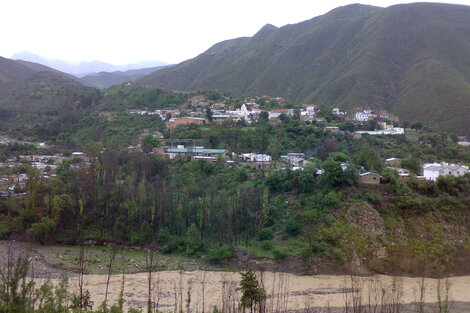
[2,0,469,65]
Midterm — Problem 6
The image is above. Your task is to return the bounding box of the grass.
[32,244,222,275]
[235,238,307,261]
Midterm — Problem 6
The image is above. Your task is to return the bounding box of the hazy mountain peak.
[9,51,167,76]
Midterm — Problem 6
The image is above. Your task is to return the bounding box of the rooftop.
[167,148,227,154]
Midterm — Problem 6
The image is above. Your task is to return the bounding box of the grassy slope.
[139,3,470,136]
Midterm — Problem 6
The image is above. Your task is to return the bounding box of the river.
[44,270,470,311]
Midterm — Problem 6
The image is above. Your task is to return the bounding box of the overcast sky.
[2,0,469,65]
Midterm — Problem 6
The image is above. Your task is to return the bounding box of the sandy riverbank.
[42,270,470,312]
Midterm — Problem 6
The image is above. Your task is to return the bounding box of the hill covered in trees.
[139,3,470,137]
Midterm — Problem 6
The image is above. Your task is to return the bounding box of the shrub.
[27,217,57,244]
[285,218,301,237]
[258,228,274,241]
[161,237,186,254]
[273,249,288,262]
[207,245,234,263]
[260,240,273,251]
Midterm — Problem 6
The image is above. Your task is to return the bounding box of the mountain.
[79,65,172,88]
[0,56,78,84]
[139,3,470,137]
[11,51,167,76]
[0,56,100,140]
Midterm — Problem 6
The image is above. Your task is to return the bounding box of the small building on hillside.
[387,166,410,180]
[355,128,404,136]
[422,163,469,181]
[385,158,401,167]
[332,108,346,116]
[358,172,382,185]
[324,126,340,133]
[192,156,218,163]
[355,111,373,122]
[153,131,164,139]
[211,115,232,124]
[240,153,273,170]
[280,155,305,167]
[152,147,165,154]
[165,147,227,159]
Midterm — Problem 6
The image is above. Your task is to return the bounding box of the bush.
[207,245,234,263]
[260,240,273,251]
[27,217,57,244]
[0,219,10,239]
[273,249,288,262]
[161,236,186,254]
[258,228,274,241]
[285,218,301,237]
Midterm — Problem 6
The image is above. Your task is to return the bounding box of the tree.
[401,156,421,175]
[353,145,384,173]
[205,108,213,122]
[186,223,202,256]
[279,113,290,125]
[317,137,339,160]
[0,250,35,312]
[238,269,265,313]
[321,159,345,187]
[258,111,269,123]
[141,135,161,153]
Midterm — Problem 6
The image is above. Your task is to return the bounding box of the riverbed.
[47,270,470,312]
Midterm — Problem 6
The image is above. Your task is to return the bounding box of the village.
[2,94,469,199]
[128,97,404,136]
[123,97,469,185]
[0,151,90,198]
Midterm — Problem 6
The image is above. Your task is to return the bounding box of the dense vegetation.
[1,110,470,275]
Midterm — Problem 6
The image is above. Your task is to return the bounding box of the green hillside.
[139,3,470,136]
[0,58,102,143]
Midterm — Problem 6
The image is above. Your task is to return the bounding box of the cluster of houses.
[152,143,468,185]
[0,152,89,199]
[0,173,28,198]
[163,105,402,130]
[350,109,399,122]
[457,136,470,147]
[357,158,469,185]
[126,99,401,132]
[128,108,181,120]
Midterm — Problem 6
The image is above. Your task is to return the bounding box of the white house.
[240,153,272,170]
[240,153,272,162]
[355,111,371,122]
[332,108,345,115]
[305,105,318,115]
[355,128,404,135]
[422,163,469,181]
[280,155,304,167]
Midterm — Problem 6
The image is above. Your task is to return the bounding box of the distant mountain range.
[11,51,167,77]
[78,65,172,88]
[139,2,470,136]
